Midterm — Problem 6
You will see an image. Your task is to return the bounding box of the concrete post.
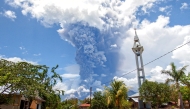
[132,29,150,109]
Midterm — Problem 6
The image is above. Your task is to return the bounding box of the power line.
[100,40,190,86]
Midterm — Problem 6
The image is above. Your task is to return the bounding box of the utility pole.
[90,87,92,109]
[132,29,146,109]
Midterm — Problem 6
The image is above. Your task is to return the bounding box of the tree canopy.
[0,59,63,108]
[161,62,188,108]
[139,80,171,108]
[104,80,131,109]
[91,91,107,109]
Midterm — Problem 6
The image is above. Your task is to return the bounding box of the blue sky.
[0,1,76,73]
[0,0,190,99]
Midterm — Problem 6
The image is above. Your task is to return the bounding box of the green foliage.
[181,73,190,87]
[139,80,171,108]
[180,86,190,101]
[161,62,188,108]
[169,84,178,103]
[0,94,13,104]
[120,100,132,109]
[0,59,64,108]
[180,73,190,101]
[91,91,107,109]
[62,98,79,109]
[81,98,90,104]
[104,80,131,109]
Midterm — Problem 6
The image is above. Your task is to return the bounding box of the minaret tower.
[132,29,146,109]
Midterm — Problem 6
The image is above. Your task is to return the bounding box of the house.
[128,93,151,109]
[0,94,29,109]
[30,96,45,109]
[79,103,90,109]
[0,94,45,109]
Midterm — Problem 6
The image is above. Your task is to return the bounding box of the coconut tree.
[105,80,131,109]
[161,62,188,109]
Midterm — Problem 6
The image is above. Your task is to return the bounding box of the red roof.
[79,103,90,107]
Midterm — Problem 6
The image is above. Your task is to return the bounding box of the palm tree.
[161,62,188,109]
[105,80,129,109]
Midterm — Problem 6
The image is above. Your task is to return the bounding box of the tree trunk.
[118,99,120,109]
[179,92,184,109]
[156,103,159,109]
[177,82,184,109]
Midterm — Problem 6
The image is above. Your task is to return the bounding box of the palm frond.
[180,65,188,71]
[171,62,177,75]
[165,78,174,84]
[161,70,174,77]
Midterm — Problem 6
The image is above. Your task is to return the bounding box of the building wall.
[0,95,21,109]
[0,95,43,109]
[0,104,18,109]
[30,100,42,109]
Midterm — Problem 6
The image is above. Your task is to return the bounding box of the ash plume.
[59,22,120,87]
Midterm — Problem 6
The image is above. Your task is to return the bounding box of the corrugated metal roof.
[79,103,90,107]
[128,93,139,98]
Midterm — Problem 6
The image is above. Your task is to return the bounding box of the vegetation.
[169,84,178,103]
[1,58,190,109]
[161,62,188,108]
[104,80,132,109]
[91,91,107,109]
[62,98,79,109]
[180,73,190,103]
[139,80,171,108]
[0,59,63,109]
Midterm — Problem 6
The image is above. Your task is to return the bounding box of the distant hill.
[127,90,136,96]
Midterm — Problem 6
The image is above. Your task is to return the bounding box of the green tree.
[181,73,190,87]
[91,91,107,109]
[104,80,131,109]
[139,80,171,109]
[180,73,190,104]
[180,86,190,101]
[62,98,78,109]
[0,59,64,109]
[81,98,90,104]
[161,62,188,108]
[169,84,178,104]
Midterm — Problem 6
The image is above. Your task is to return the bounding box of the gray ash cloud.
[60,22,120,87]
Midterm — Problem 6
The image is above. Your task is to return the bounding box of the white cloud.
[96,88,103,92]
[3,10,16,21]
[172,35,190,72]
[33,53,41,56]
[61,74,79,78]
[148,66,170,82]
[180,3,188,10]
[92,80,102,87]
[114,65,172,91]
[113,76,138,91]
[19,46,25,50]
[63,64,80,74]
[0,55,38,65]
[101,74,107,77]
[159,5,172,15]
[5,0,190,97]
[117,15,190,90]
[19,46,28,54]
[111,44,117,48]
[53,81,68,92]
[6,0,156,29]
[159,6,170,12]
[62,85,90,99]
[53,64,81,94]
[141,2,154,14]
